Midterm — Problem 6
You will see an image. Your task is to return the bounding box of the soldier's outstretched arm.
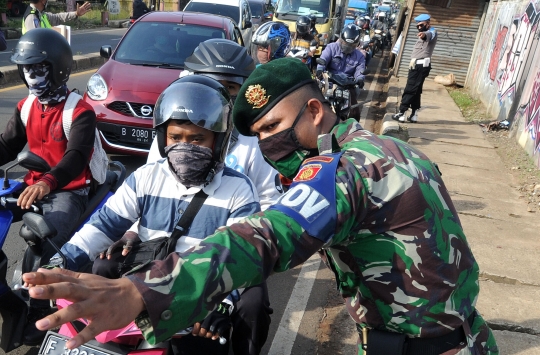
[24,155,366,348]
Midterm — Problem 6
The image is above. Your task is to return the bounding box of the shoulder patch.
[304,156,334,164]
[294,164,322,182]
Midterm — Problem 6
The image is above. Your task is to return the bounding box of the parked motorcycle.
[0,151,126,352]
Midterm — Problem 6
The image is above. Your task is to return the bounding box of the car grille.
[108,101,155,119]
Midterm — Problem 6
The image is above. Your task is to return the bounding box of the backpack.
[20,92,109,184]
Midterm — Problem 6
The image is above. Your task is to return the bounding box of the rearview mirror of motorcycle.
[17,151,51,173]
[3,152,51,189]
[316,58,326,66]
[22,213,58,242]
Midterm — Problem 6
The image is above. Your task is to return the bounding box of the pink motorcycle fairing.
[57,299,144,346]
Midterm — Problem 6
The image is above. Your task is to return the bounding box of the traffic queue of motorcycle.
[298,10,394,122]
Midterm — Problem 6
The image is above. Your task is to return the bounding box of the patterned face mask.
[165,142,222,188]
[22,63,68,104]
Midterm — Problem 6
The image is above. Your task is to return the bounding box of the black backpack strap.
[165,190,208,254]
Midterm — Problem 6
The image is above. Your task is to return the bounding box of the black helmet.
[11,28,72,90]
[296,15,310,35]
[153,76,233,167]
[309,14,317,26]
[252,21,291,60]
[340,24,361,46]
[184,39,255,85]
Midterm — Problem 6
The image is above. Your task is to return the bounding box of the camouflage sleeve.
[126,155,368,344]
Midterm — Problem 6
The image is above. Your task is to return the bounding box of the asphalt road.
[0,53,383,355]
[0,28,127,68]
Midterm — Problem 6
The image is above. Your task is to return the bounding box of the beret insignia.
[245,84,271,109]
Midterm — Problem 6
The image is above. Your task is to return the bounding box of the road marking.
[268,254,321,355]
[360,53,385,128]
[0,69,96,92]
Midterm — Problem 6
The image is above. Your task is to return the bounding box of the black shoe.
[23,305,54,346]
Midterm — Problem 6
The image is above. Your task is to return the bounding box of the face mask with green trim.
[258,101,318,179]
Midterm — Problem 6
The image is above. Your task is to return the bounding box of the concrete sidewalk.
[382,77,540,354]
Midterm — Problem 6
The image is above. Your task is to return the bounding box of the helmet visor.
[10,47,47,65]
[154,82,230,132]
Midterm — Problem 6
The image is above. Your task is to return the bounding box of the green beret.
[233,57,315,136]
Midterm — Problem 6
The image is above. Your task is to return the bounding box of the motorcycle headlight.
[334,88,344,98]
[320,32,329,45]
[86,73,108,101]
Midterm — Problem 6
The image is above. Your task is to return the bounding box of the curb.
[108,19,130,28]
[381,113,400,135]
[0,27,22,39]
[0,53,105,87]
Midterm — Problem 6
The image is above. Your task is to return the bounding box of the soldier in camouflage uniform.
[25,58,499,355]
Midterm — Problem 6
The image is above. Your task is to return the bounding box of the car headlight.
[86,73,108,101]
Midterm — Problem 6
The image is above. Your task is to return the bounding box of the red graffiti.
[488,26,508,82]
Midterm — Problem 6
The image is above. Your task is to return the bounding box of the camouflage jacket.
[128,119,497,353]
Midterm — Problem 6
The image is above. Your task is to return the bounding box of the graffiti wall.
[467,0,540,167]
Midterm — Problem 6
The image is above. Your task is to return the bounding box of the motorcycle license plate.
[39,332,122,355]
[119,126,156,144]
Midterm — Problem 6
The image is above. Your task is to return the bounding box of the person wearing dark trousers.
[392,13,437,123]
[0,30,7,51]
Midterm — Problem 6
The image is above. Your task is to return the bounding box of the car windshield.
[274,0,329,19]
[184,3,240,24]
[248,0,264,16]
[114,22,226,67]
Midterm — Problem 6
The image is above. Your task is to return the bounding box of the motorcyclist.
[308,14,318,36]
[288,16,318,66]
[371,12,391,48]
[132,0,150,20]
[316,24,366,120]
[147,39,282,209]
[252,21,291,65]
[54,75,269,355]
[2,28,98,345]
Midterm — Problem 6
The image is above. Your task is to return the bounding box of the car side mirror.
[245,20,253,28]
[100,45,112,59]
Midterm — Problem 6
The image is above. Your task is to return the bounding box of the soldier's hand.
[17,181,50,209]
[76,2,92,17]
[23,268,145,349]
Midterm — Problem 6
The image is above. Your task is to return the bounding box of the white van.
[184,0,254,49]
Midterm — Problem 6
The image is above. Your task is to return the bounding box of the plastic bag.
[434,73,456,86]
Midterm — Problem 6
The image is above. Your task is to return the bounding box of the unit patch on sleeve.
[294,164,322,182]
